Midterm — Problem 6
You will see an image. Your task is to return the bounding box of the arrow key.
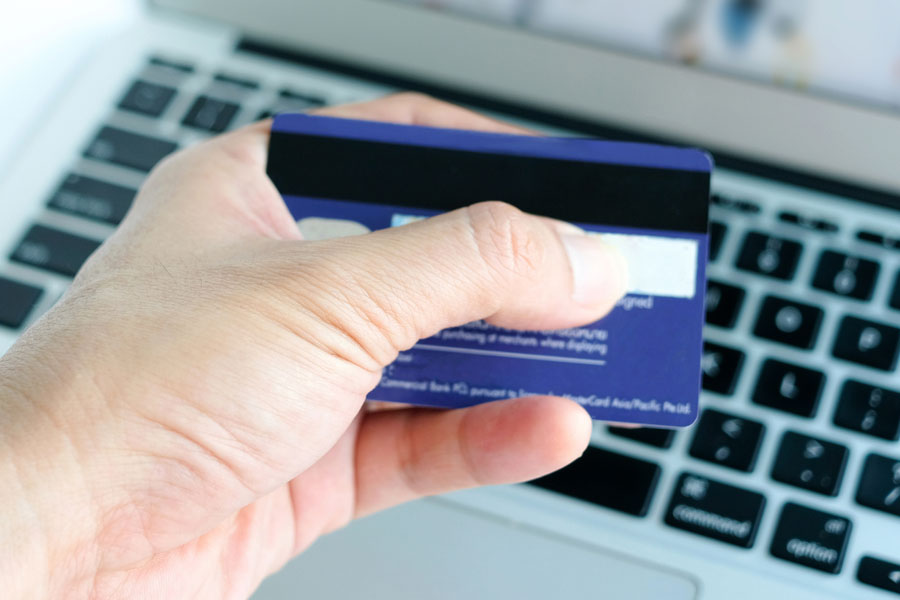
[858,556,900,595]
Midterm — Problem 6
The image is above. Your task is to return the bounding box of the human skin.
[0,93,627,599]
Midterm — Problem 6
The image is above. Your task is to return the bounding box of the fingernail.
[559,229,628,307]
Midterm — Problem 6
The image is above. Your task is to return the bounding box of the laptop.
[1,1,898,598]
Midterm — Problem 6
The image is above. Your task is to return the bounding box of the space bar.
[528,445,661,517]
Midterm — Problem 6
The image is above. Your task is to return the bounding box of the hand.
[0,94,626,599]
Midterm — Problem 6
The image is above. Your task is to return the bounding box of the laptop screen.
[387,0,900,117]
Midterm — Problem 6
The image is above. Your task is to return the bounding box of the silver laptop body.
[1,2,898,598]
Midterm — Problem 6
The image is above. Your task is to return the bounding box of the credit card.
[267,114,712,427]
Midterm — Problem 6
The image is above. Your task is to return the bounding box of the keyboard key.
[814,220,840,233]
[891,271,900,311]
[710,193,760,214]
[607,426,675,449]
[701,342,744,395]
[834,380,900,441]
[857,556,900,596]
[777,211,838,233]
[0,276,43,329]
[213,72,259,89]
[776,211,801,226]
[47,174,135,225]
[771,431,848,496]
[688,409,764,472]
[117,79,176,117]
[857,229,900,251]
[857,230,887,246]
[856,453,900,518]
[530,446,660,517]
[752,295,823,349]
[279,88,327,107]
[709,221,726,261]
[83,126,177,172]
[664,472,765,548]
[811,250,880,300]
[770,502,851,574]
[148,55,194,73]
[832,316,900,371]
[9,225,101,277]
[705,279,744,328]
[735,232,802,280]
[752,359,825,417]
[182,96,240,132]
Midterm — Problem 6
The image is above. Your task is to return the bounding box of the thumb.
[300,200,628,357]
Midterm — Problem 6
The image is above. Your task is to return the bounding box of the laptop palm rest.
[253,497,698,599]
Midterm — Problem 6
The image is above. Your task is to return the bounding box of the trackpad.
[253,498,697,599]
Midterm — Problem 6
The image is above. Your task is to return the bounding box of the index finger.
[195,92,533,181]
[123,93,536,243]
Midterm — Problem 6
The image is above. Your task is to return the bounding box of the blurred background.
[395,0,900,112]
[0,1,139,169]
[6,0,900,147]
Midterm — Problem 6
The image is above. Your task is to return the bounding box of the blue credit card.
[267,114,712,427]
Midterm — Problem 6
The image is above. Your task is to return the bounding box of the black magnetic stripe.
[238,37,900,212]
[267,131,710,232]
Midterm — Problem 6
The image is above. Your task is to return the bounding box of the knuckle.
[465,201,545,279]
[140,145,209,193]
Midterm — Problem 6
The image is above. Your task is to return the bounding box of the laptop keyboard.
[1,49,899,597]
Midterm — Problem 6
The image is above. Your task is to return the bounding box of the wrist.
[0,356,103,598]
[0,430,49,598]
